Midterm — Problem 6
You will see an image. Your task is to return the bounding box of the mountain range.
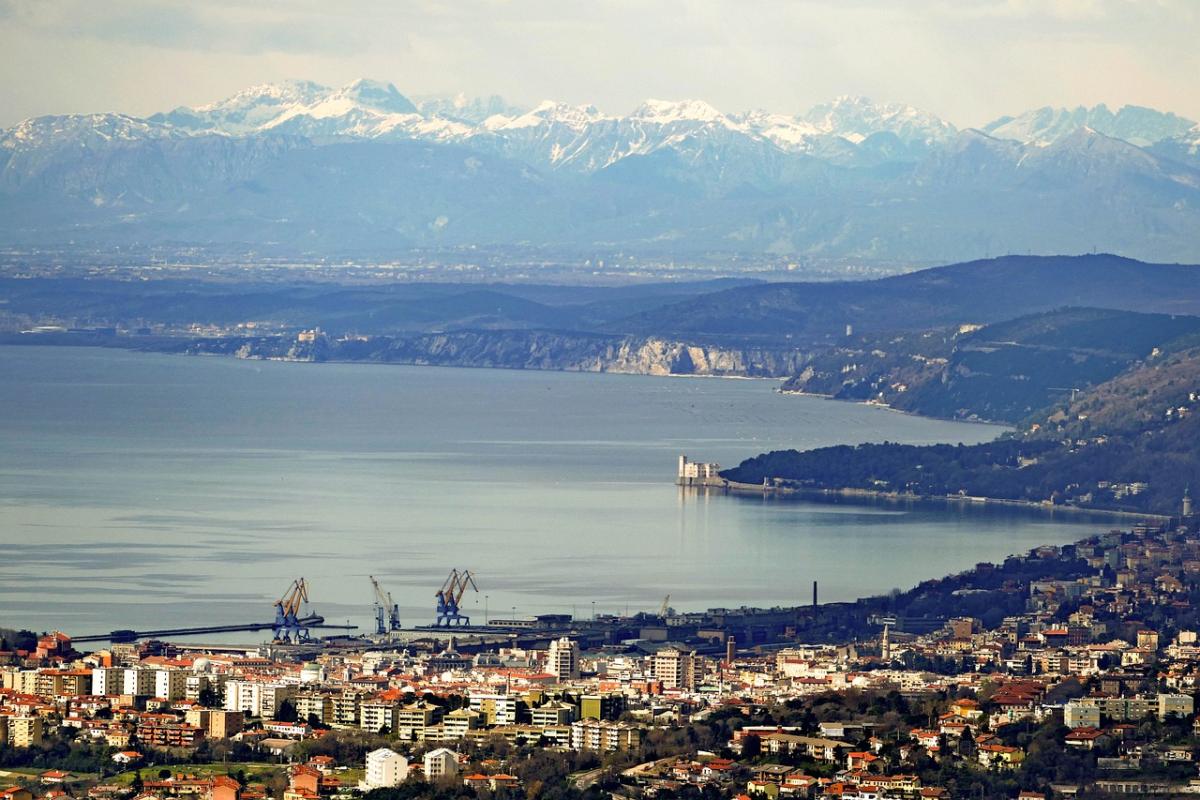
[2,79,1199,264]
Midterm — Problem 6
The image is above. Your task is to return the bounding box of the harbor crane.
[273,578,312,643]
[434,568,478,627]
[369,575,401,635]
[660,594,672,618]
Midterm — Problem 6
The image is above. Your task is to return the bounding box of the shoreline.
[778,386,1014,428]
[685,477,1171,523]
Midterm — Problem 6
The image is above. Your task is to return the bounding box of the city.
[3,3,1200,800]
[4,500,1200,799]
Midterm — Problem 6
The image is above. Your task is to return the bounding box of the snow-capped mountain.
[801,95,958,145]
[131,80,963,171]
[2,79,1199,264]
[2,112,178,154]
[150,79,329,135]
[983,104,1197,147]
[415,93,523,124]
[153,79,477,142]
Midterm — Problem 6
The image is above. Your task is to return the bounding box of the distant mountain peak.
[632,98,727,124]
[488,100,607,132]
[335,78,417,115]
[195,79,329,113]
[983,103,1197,147]
[801,96,956,145]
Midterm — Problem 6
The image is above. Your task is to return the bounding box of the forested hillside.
[781,308,1200,423]
[725,347,1200,516]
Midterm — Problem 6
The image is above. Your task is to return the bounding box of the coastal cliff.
[180,329,811,378]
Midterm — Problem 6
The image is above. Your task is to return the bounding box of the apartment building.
[362,748,409,789]
[423,748,459,779]
[569,719,642,752]
[469,691,518,725]
[360,700,400,733]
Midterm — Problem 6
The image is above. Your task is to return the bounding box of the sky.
[1,0,1198,128]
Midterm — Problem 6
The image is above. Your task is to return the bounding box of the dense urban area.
[4,503,1200,800]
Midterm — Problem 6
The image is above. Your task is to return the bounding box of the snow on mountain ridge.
[632,98,728,125]
[489,100,608,132]
[802,95,957,145]
[6,79,1198,185]
[983,104,1197,147]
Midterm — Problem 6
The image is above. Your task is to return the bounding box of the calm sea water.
[0,346,1115,639]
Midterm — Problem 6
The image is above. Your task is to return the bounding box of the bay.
[0,345,1112,638]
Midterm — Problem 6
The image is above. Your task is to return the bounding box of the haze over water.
[0,346,1114,638]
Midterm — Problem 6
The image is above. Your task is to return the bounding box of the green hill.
[781,307,1200,423]
[726,345,1200,516]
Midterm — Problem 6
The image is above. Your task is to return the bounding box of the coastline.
[778,386,1014,428]
[685,477,1171,523]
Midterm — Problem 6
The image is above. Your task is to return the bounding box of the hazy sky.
[1,0,1198,128]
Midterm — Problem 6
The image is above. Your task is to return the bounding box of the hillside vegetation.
[782,307,1200,423]
[725,347,1200,516]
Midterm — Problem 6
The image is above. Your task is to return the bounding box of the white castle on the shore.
[677,454,721,485]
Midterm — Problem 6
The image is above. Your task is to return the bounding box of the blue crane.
[434,568,477,626]
[273,578,311,643]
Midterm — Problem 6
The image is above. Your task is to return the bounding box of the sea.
[0,345,1119,639]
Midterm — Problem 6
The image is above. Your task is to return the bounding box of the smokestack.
[725,637,736,667]
[813,581,818,607]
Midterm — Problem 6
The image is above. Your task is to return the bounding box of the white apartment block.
[154,669,187,701]
[91,668,124,696]
[224,680,295,719]
[423,748,459,779]
[360,701,400,733]
[122,667,156,696]
[362,748,409,789]
[547,637,580,682]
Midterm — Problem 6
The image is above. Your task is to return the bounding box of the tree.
[131,772,144,793]
[276,699,298,723]
[741,734,761,759]
[198,686,222,709]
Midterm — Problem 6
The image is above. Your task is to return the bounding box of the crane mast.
[434,568,478,626]
[273,578,312,643]
[369,575,401,634]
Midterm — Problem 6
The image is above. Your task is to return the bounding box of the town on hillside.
[4,510,1200,799]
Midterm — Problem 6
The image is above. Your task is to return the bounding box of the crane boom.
[453,569,478,604]
[369,575,401,633]
[273,578,312,643]
[434,568,477,627]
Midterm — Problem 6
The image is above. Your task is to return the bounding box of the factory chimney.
[813,581,818,607]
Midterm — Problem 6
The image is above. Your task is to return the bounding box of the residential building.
[423,748,459,780]
[570,719,642,752]
[580,693,622,720]
[547,638,580,682]
[8,716,44,748]
[360,700,400,733]
[653,648,698,690]
[154,669,187,701]
[1064,703,1101,729]
[470,692,518,725]
[362,748,409,790]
